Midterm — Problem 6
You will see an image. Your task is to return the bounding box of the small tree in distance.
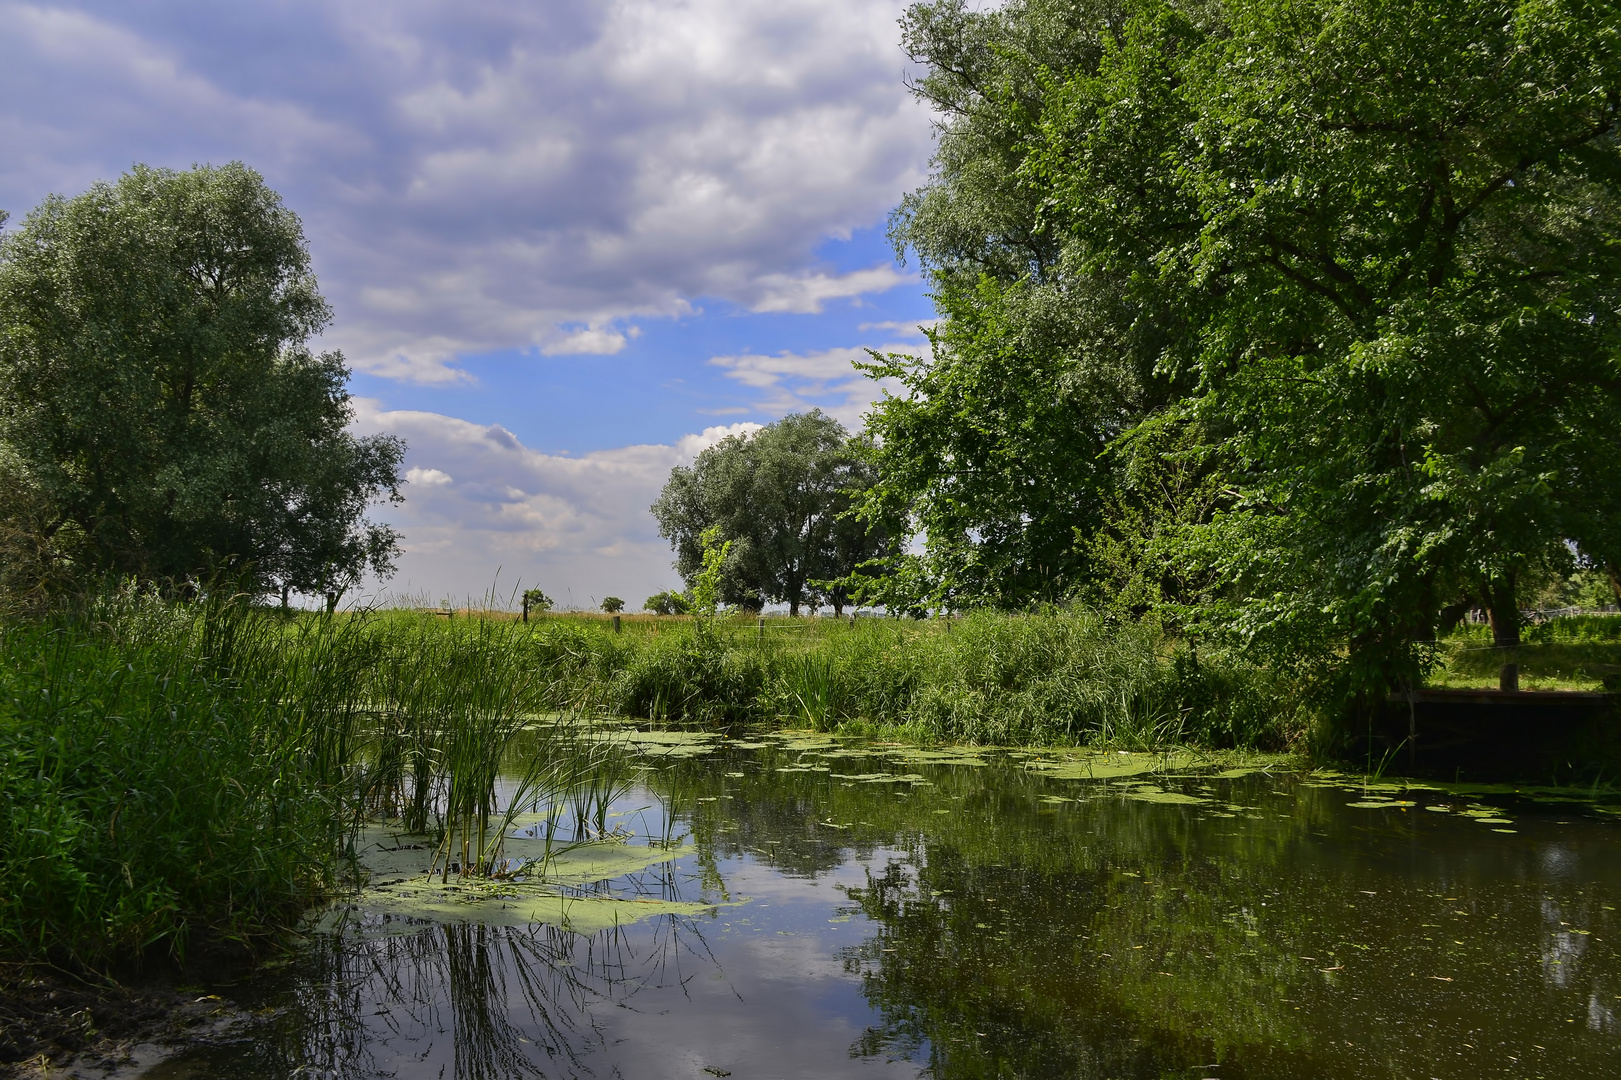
[521,588,552,623]
[643,590,689,616]
[601,596,625,613]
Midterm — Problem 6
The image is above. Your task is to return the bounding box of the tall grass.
[534,606,1290,748]
[0,599,622,970]
[0,599,367,969]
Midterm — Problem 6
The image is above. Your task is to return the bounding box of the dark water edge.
[83,740,1621,1080]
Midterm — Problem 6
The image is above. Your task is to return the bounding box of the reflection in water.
[146,741,1621,1079]
[158,910,725,1080]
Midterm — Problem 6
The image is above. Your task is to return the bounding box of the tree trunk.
[1484,574,1520,692]
[280,584,290,611]
[325,590,340,615]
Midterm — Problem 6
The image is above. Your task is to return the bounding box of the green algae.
[593,730,724,759]
[1026,751,1204,781]
[319,826,719,936]
[1122,789,1209,806]
[882,748,989,767]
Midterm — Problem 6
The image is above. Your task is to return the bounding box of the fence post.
[612,614,621,634]
[758,616,765,640]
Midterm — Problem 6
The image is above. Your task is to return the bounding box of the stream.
[133,732,1621,1079]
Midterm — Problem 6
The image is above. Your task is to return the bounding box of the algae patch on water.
[1025,750,1204,781]
[591,729,725,759]
[1122,788,1209,806]
[319,827,722,936]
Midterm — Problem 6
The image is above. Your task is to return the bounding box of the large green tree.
[877,0,1621,698]
[0,163,405,603]
[865,0,1206,612]
[651,411,887,616]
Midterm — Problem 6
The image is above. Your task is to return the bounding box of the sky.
[0,0,941,608]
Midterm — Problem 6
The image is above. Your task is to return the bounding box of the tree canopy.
[0,163,405,605]
[652,411,888,616]
[869,0,1621,698]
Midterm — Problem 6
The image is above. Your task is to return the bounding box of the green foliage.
[878,0,1621,718]
[0,163,404,605]
[545,607,1288,748]
[690,525,731,617]
[600,596,625,613]
[0,600,365,967]
[642,590,690,616]
[652,411,888,615]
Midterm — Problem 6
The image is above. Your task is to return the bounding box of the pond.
[137,732,1621,1079]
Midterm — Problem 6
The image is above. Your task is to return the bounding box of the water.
[138,737,1621,1078]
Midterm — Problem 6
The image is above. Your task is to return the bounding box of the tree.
[865,0,1201,611]
[883,0,1621,702]
[643,590,690,616]
[601,596,625,613]
[651,411,888,616]
[522,588,552,622]
[0,163,404,601]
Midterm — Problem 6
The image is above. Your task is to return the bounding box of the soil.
[0,942,259,1078]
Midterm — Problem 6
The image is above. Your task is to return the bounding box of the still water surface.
[145,735,1621,1079]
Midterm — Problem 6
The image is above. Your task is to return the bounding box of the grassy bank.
[0,601,1292,973]
[521,607,1293,748]
[0,596,581,973]
[1428,615,1621,691]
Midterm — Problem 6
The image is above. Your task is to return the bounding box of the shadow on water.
[134,736,1621,1079]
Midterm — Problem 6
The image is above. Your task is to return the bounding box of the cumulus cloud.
[708,340,918,429]
[0,0,932,380]
[355,399,757,606]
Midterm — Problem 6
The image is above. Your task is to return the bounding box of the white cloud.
[748,265,913,315]
[404,466,452,486]
[355,400,758,606]
[540,326,631,356]
[0,0,933,381]
[858,318,935,337]
[708,341,919,429]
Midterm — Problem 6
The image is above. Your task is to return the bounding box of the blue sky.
[0,0,941,606]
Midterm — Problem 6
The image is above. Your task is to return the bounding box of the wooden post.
[522,596,529,624]
[612,614,621,634]
[758,616,765,640]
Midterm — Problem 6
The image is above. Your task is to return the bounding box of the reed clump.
[0,598,365,969]
[0,598,626,971]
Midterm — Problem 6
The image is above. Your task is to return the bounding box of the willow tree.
[652,411,887,616]
[0,163,404,602]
